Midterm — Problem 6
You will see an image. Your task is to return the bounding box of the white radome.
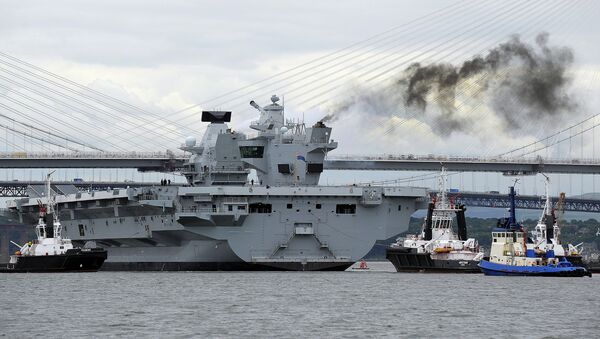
[280,127,288,134]
[185,136,196,147]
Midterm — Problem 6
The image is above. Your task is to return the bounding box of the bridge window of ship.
[278,164,291,174]
[249,203,272,213]
[306,163,323,173]
[336,204,356,214]
[239,146,264,158]
[287,203,293,209]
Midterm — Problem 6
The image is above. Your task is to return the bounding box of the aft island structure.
[8,95,427,271]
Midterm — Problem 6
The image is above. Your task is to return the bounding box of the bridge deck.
[0,153,599,174]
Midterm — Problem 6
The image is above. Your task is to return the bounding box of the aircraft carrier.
[7,95,428,271]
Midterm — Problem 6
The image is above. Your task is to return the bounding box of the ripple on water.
[0,270,599,338]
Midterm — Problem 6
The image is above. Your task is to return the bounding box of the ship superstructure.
[8,95,427,271]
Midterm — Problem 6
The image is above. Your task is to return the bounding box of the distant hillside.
[572,193,600,200]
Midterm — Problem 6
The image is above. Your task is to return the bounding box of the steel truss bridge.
[1,180,599,213]
[1,152,600,174]
[448,192,600,213]
[0,180,161,198]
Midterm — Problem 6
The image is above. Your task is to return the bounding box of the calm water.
[1,262,598,338]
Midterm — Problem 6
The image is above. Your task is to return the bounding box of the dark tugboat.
[386,168,484,273]
[1,172,107,273]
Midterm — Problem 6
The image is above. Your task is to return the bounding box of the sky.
[1,0,600,195]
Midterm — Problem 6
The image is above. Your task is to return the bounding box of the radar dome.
[280,126,288,134]
[185,136,196,147]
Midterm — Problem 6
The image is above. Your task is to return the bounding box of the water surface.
[1,262,598,338]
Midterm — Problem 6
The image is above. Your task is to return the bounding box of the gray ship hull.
[11,185,426,271]
[101,261,352,271]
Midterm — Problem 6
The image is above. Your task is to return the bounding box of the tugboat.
[0,172,107,273]
[386,168,484,273]
[478,186,591,277]
[531,177,585,267]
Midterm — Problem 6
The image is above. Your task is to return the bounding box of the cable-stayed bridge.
[1,0,600,206]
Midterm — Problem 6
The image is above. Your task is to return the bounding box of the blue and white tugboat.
[478,186,591,277]
[0,172,107,273]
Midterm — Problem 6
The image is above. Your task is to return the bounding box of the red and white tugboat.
[1,172,107,273]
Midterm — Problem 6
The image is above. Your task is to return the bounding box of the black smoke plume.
[325,33,576,135]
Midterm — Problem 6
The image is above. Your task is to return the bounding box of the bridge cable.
[0,70,174,150]
[0,0,473,138]
[0,102,104,151]
[0,65,185,146]
[179,0,533,126]
[0,80,151,151]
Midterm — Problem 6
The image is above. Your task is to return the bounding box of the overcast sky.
[1,0,600,194]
